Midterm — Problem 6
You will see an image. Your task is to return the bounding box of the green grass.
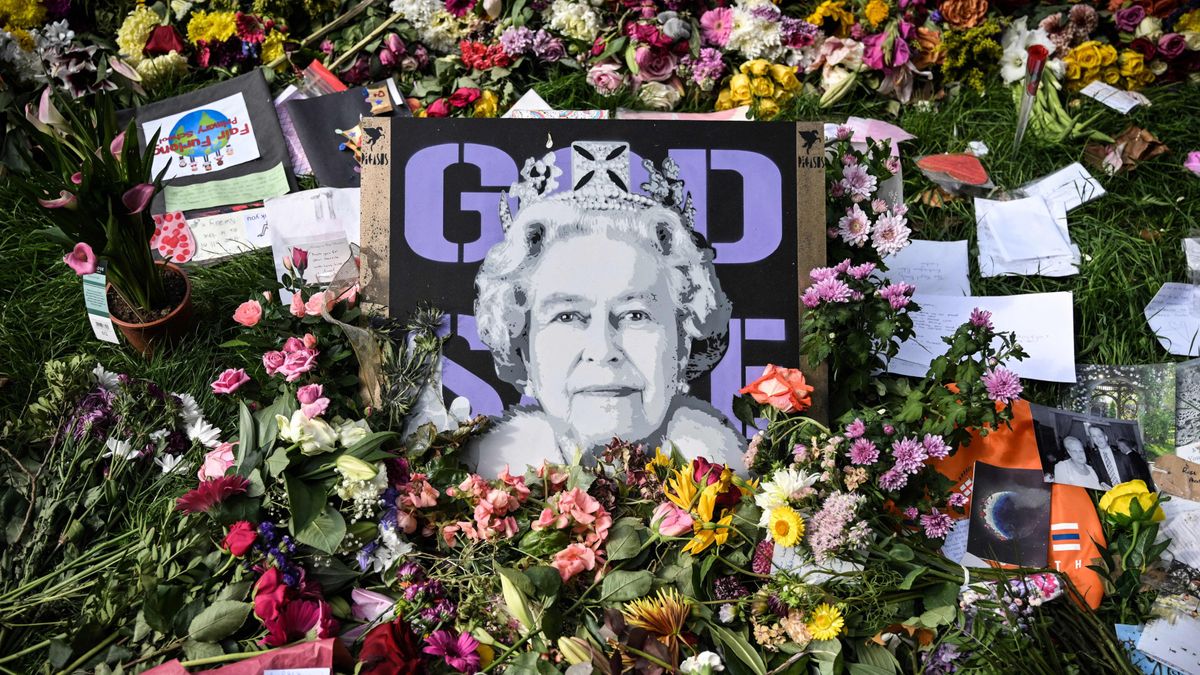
[2,80,1198,425]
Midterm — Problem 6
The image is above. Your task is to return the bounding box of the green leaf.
[266,446,290,478]
[285,474,326,532]
[606,517,646,561]
[187,600,251,642]
[709,624,767,675]
[183,640,224,661]
[246,469,265,498]
[898,565,927,590]
[809,639,843,675]
[599,570,654,603]
[597,36,627,62]
[345,431,400,462]
[295,506,346,554]
[524,566,563,602]
[855,643,901,674]
[918,604,957,627]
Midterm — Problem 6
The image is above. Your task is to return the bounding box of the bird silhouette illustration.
[798,129,820,153]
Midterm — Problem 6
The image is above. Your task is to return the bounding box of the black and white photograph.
[1178,358,1200,463]
[1031,402,1155,490]
[360,118,826,476]
[1066,363,1176,460]
[967,462,1051,568]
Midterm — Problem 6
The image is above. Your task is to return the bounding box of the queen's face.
[522,233,683,449]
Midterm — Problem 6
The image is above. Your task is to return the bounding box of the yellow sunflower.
[769,505,805,547]
[622,588,692,648]
[806,603,845,641]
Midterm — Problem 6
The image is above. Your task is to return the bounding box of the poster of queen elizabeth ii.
[360,118,825,476]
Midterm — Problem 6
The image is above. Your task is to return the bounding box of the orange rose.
[739,365,815,413]
[911,27,944,68]
[939,0,988,28]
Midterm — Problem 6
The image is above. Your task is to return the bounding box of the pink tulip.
[122,183,155,214]
[652,502,695,537]
[39,190,77,210]
[63,242,97,276]
[211,368,251,395]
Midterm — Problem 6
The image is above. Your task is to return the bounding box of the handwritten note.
[163,162,291,213]
[1159,497,1200,568]
[1139,612,1200,675]
[1145,283,1200,357]
[1081,81,1150,114]
[889,292,1076,382]
[1021,163,1106,213]
[266,188,360,302]
[188,211,256,262]
[940,518,970,564]
[1153,456,1200,502]
[880,240,970,296]
[243,208,271,247]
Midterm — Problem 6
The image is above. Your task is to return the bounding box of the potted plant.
[11,87,192,355]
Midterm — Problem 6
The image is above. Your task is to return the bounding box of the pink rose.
[633,46,678,83]
[1159,32,1187,60]
[63,242,97,275]
[739,364,815,413]
[303,333,318,349]
[289,294,306,318]
[586,62,627,95]
[211,368,251,395]
[283,336,306,353]
[280,348,319,382]
[304,292,328,316]
[233,299,262,327]
[263,350,286,375]
[652,502,695,537]
[198,442,236,480]
[550,543,598,582]
[291,247,309,269]
[297,383,330,419]
[1186,150,1200,176]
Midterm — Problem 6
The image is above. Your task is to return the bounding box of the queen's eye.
[622,310,650,323]
[553,311,582,324]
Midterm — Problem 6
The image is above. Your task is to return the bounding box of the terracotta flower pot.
[107,262,194,356]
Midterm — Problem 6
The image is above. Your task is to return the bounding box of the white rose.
[336,418,372,447]
[1134,16,1163,41]
[637,81,681,110]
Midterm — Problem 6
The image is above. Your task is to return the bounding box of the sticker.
[82,265,120,344]
[141,92,262,181]
[151,212,197,263]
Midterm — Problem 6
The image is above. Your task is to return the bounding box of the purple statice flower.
[687,47,727,87]
[837,203,872,246]
[878,467,908,491]
[891,436,929,474]
[499,26,534,56]
[845,418,866,438]
[781,17,819,49]
[948,492,968,508]
[969,307,993,330]
[841,163,878,202]
[532,30,565,61]
[921,512,954,539]
[849,438,879,465]
[922,434,951,460]
[982,367,1023,404]
[879,282,915,310]
[714,575,749,600]
[847,262,876,279]
[423,630,481,673]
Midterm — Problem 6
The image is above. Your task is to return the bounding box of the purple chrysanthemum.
[849,438,879,465]
[982,367,1023,404]
[921,512,954,539]
[891,436,929,474]
[922,434,951,460]
[969,307,993,330]
[878,468,907,491]
[844,418,866,438]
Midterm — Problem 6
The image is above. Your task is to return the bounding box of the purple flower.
[686,47,726,87]
[499,26,533,56]
[969,307,993,330]
[841,163,878,202]
[781,17,819,49]
[922,434,951,460]
[891,436,929,474]
[849,438,879,465]
[1158,33,1186,60]
[423,629,480,672]
[879,282,915,310]
[837,203,872,246]
[713,575,749,600]
[982,367,1023,404]
[921,512,954,538]
[948,492,968,508]
[812,277,853,303]
[532,29,565,62]
[751,539,775,574]
[878,467,908,491]
[1115,5,1146,32]
[845,418,866,438]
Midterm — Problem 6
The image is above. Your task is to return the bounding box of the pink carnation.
[551,543,598,582]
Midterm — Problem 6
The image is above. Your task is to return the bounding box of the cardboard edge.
[795,122,829,424]
[359,116,392,316]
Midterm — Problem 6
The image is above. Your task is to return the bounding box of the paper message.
[976,197,1078,278]
[1081,81,1150,114]
[1145,283,1200,357]
[1152,456,1200,502]
[1117,624,1187,675]
[1021,163,1106,213]
[266,188,360,302]
[889,292,1076,382]
[940,517,970,564]
[616,107,750,121]
[142,92,260,181]
[1139,612,1200,674]
[880,240,970,296]
[188,210,264,262]
[1159,497,1200,569]
[163,162,291,213]
[244,208,271,247]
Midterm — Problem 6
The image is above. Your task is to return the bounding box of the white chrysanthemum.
[726,9,783,60]
[547,0,600,43]
[186,417,222,448]
[92,364,120,389]
[755,467,820,526]
[391,0,470,52]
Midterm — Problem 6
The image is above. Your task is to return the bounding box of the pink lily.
[110,131,126,158]
[38,190,78,210]
[26,89,67,134]
[122,183,155,214]
[63,242,97,276]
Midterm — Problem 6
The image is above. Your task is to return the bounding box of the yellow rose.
[1073,42,1102,70]
[743,59,771,76]
[1099,480,1165,521]
[1099,44,1118,67]
[729,73,753,104]
[771,63,801,92]
[1063,57,1082,81]
[864,0,889,27]
[756,97,781,119]
[716,88,734,110]
[1101,67,1121,85]
[1178,9,1200,33]
[1119,51,1145,78]
[751,76,775,97]
[474,90,499,118]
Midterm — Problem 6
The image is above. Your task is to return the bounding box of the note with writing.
[1081,81,1150,114]
[266,188,360,302]
[1158,497,1200,567]
[163,162,291,213]
[889,292,1076,382]
[940,518,970,564]
[882,239,970,296]
[1145,283,1200,357]
[142,92,260,181]
[1153,456,1200,502]
[1021,163,1106,213]
[1139,612,1200,675]
[187,208,269,262]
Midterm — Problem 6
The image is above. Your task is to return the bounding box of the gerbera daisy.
[175,475,250,514]
[622,588,692,648]
[768,505,805,547]
[806,603,845,640]
[422,629,480,673]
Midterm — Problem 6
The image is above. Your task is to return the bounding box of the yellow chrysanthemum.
[622,588,692,647]
[806,0,854,38]
[1178,9,1200,33]
[187,10,238,45]
[0,0,46,31]
[473,90,499,118]
[864,0,889,27]
[136,51,189,87]
[116,5,159,65]
[806,603,845,641]
[769,505,804,547]
[262,30,285,65]
[7,26,31,50]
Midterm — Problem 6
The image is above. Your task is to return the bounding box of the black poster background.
[376,118,814,424]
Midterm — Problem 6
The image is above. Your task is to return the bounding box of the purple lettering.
[709,149,781,264]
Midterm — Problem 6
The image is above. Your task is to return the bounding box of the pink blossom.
[849,438,879,465]
[969,307,993,329]
[233,299,262,327]
[289,294,306,318]
[551,543,598,582]
[633,46,677,83]
[211,368,251,395]
[920,512,954,539]
[586,62,627,96]
[39,190,77,210]
[845,418,866,438]
[652,502,695,536]
[62,242,97,275]
[121,183,155,214]
[1185,151,1200,176]
[982,367,1023,404]
[303,333,318,349]
[948,492,969,508]
[283,336,306,353]
[305,292,328,316]
[498,465,531,501]
[291,247,309,269]
[847,262,876,279]
[280,349,319,382]
[837,203,872,246]
[263,350,286,375]
[404,474,441,508]
[110,131,126,158]
[350,588,396,622]
[700,7,733,46]
[198,442,236,480]
[297,383,329,419]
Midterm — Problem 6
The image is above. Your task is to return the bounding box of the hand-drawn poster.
[142,92,260,181]
[361,118,825,475]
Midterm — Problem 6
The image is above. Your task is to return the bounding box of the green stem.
[55,632,119,675]
[179,649,275,668]
[0,639,51,665]
[481,631,537,672]
[715,554,771,579]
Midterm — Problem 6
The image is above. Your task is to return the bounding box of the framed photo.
[360,118,826,474]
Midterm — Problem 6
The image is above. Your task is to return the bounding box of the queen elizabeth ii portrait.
[465,141,747,475]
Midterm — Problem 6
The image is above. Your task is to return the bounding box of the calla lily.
[110,131,126,158]
[26,89,67,134]
[70,172,82,185]
[108,57,142,82]
[63,242,97,275]
[122,183,155,214]
[38,190,78,210]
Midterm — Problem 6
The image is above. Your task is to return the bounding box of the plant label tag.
[82,266,120,344]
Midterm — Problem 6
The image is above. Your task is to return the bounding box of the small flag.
[1051,522,1081,551]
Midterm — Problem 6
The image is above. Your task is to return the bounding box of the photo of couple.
[1031,403,1154,490]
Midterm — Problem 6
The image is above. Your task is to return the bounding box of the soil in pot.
[107,266,189,323]
[106,264,194,355]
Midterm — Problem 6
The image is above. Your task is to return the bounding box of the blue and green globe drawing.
[168,109,230,158]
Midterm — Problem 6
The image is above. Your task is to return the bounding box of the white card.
[265,188,360,303]
[1081,80,1149,114]
[1021,163,1106,213]
[142,92,261,181]
[1145,283,1200,357]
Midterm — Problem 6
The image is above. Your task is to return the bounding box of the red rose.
[739,364,815,413]
[691,457,741,508]
[223,520,258,557]
[425,98,451,117]
[448,87,481,108]
[1129,37,1157,60]
[360,618,426,675]
[144,25,186,57]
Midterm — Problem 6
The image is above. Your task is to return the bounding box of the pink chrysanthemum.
[948,492,968,508]
[982,367,1023,404]
[837,203,872,246]
[920,512,954,539]
[891,436,929,474]
[849,438,879,465]
[878,468,907,491]
[176,475,250,514]
[844,418,866,439]
[871,211,912,257]
[847,262,876,280]
[841,163,878,202]
[969,307,993,330]
[879,282,915,310]
[922,434,951,460]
